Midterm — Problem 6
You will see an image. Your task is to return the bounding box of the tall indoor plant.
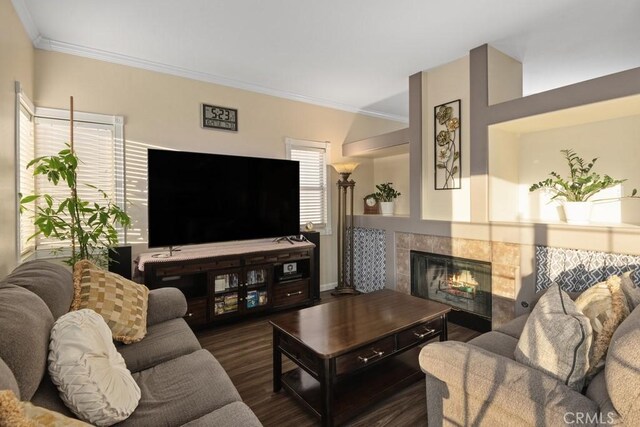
[529,149,636,224]
[20,97,130,266]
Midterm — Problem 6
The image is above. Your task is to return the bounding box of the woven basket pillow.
[72,259,149,344]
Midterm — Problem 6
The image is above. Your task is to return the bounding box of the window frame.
[15,92,126,261]
[285,137,332,235]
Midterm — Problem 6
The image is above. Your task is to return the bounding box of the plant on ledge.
[372,182,401,202]
[20,144,131,267]
[529,149,637,202]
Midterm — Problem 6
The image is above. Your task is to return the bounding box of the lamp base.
[331,286,361,296]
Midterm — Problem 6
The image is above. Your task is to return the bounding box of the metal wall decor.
[434,99,461,190]
[202,104,238,131]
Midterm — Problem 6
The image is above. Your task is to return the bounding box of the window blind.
[32,117,124,253]
[286,138,331,233]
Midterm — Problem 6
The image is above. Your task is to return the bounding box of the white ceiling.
[13,0,640,122]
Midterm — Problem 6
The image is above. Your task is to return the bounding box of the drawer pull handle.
[414,328,436,339]
[358,349,384,364]
[286,291,303,297]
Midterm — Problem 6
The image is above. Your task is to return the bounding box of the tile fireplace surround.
[395,233,520,328]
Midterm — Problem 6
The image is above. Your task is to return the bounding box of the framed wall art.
[434,99,461,190]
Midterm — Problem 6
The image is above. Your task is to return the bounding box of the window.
[16,89,125,259]
[16,84,35,256]
[286,138,331,234]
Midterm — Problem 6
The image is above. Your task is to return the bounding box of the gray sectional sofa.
[420,293,640,426]
[0,260,262,426]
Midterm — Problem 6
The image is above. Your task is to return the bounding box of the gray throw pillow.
[620,271,640,311]
[515,283,592,391]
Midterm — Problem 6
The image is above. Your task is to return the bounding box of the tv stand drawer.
[273,280,310,307]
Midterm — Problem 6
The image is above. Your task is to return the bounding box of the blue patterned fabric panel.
[348,227,386,293]
[536,245,640,292]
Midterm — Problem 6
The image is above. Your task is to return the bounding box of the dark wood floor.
[196,291,480,427]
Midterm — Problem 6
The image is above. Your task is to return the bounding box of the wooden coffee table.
[270,289,450,426]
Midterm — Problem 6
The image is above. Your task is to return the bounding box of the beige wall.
[0,0,34,276]
[34,50,403,286]
[487,115,640,225]
[422,56,471,221]
[372,154,410,216]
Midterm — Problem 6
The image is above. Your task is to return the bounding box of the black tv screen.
[147,149,300,248]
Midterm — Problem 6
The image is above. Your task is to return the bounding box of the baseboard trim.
[320,282,337,292]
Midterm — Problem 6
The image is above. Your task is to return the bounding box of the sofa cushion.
[606,305,640,423]
[30,372,75,419]
[515,283,592,391]
[0,358,20,399]
[620,271,640,310]
[575,275,629,377]
[147,287,188,326]
[182,402,262,427]
[585,371,623,425]
[494,314,529,339]
[0,284,53,400]
[118,349,242,427]
[73,260,149,344]
[468,331,519,360]
[0,389,90,427]
[49,309,140,426]
[116,318,201,373]
[2,260,74,320]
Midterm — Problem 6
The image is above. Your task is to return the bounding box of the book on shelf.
[246,290,258,308]
[259,290,268,306]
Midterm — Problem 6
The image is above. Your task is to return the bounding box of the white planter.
[380,201,395,216]
[563,201,593,224]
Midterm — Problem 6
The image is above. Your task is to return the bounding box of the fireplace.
[411,251,492,332]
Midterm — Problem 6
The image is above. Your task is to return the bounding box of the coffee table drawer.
[397,317,443,349]
[336,336,395,376]
[279,334,319,376]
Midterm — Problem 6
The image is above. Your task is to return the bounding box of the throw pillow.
[575,275,630,377]
[620,271,640,311]
[0,389,91,427]
[514,283,592,391]
[72,259,149,344]
[48,309,141,426]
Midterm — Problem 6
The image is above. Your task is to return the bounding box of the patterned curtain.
[347,227,386,293]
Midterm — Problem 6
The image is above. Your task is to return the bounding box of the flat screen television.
[147,149,300,248]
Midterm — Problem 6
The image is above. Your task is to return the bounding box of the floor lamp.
[331,162,360,296]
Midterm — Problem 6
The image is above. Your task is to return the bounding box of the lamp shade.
[332,162,359,174]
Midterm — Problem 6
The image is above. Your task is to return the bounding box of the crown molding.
[12,0,408,124]
[11,0,40,41]
[37,38,408,123]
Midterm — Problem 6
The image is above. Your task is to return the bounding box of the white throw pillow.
[48,309,141,426]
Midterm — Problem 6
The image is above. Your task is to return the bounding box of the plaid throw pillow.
[72,260,149,344]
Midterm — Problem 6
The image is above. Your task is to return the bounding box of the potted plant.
[529,149,637,224]
[20,144,131,267]
[372,182,401,216]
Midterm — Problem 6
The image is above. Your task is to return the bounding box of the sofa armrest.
[147,288,188,326]
[420,341,598,426]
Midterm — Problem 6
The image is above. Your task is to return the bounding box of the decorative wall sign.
[202,104,238,131]
[434,99,461,190]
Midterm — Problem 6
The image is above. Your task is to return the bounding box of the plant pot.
[563,201,593,224]
[380,201,394,216]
